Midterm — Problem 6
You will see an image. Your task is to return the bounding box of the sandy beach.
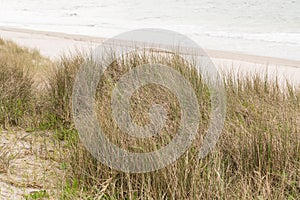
[0,26,299,87]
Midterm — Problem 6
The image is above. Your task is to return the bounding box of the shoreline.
[0,26,299,87]
[1,26,300,68]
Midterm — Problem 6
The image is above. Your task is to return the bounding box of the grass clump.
[0,38,53,129]
[0,39,299,199]
[0,39,35,128]
[46,53,84,129]
[51,50,300,199]
[0,63,32,127]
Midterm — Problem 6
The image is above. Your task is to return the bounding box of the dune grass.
[0,38,39,128]
[0,39,299,199]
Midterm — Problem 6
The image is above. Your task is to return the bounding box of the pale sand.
[0,130,63,199]
[0,27,299,87]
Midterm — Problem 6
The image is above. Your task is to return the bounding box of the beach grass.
[0,39,299,199]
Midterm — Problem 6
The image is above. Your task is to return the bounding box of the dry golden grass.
[0,38,36,128]
[0,38,55,129]
[47,51,299,199]
[0,39,299,199]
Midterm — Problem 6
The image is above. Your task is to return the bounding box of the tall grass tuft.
[46,53,84,128]
[52,50,300,199]
[0,39,35,128]
[0,38,54,129]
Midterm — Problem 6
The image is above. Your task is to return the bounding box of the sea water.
[0,0,299,60]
